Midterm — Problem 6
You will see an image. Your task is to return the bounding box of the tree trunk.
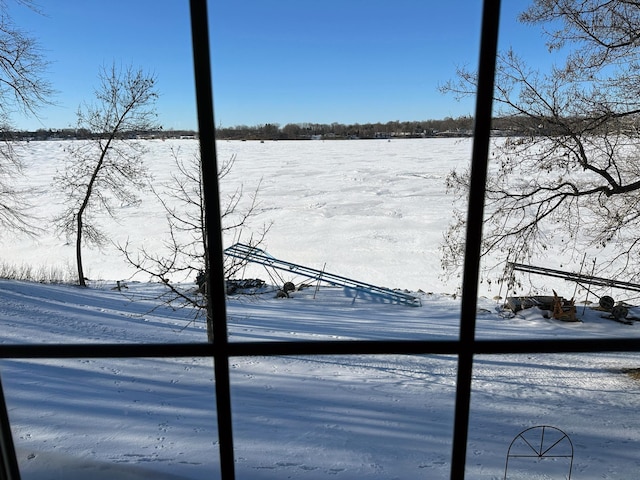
[76,214,86,287]
[74,140,111,288]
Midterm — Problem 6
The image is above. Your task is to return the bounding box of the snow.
[1,139,640,479]
[6,138,477,294]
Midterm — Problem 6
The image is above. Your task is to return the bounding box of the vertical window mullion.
[0,377,20,480]
[189,1,236,478]
[451,1,502,479]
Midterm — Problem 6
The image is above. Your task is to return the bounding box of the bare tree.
[55,64,158,286]
[0,0,52,235]
[440,0,640,290]
[119,147,270,341]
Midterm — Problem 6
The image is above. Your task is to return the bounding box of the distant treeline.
[6,115,568,141]
[216,117,475,140]
[4,128,197,142]
[214,115,557,140]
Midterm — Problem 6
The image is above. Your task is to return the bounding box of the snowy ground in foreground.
[1,279,640,479]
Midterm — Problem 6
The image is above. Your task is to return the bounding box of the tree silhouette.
[55,64,158,286]
[0,0,52,235]
[441,0,640,289]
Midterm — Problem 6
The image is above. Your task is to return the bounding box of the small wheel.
[599,295,615,311]
[612,305,629,320]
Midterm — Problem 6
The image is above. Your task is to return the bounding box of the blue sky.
[8,1,546,131]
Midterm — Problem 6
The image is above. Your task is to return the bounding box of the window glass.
[2,358,219,479]
[231,354,457,478]
[466,354,640,478]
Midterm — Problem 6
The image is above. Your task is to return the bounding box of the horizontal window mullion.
[0,338,639,359]
[229,338,640,356]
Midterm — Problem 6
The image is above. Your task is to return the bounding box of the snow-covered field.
[6,138,476,294]
[1,139,640,479]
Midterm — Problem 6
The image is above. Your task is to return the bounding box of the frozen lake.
[6,138,475,294]
[4,136,601,300]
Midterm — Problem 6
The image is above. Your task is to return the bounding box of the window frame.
[1,1,639,479]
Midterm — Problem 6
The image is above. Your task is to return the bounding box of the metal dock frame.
[509,263,640,293]
[224,243,421,307]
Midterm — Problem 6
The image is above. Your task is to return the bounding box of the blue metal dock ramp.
[224,243,421,307]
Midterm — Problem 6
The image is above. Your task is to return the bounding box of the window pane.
[231,354,457,478]
[465,354,640,478]
[2,2,208,340]
[211,1,482,320]
[478,2,640,312]
[2,358,219,479]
